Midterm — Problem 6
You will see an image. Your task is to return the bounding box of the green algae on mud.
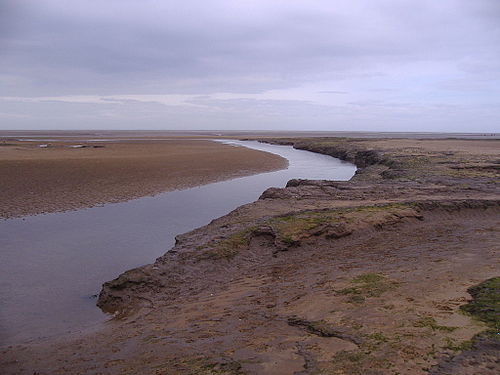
[428,278,500,374]
[194,228,254,261]
[413,316,457,332]
[266,203,419,246]
[336,273,399,304]
[194,203,422,261]
[460,277,500,331]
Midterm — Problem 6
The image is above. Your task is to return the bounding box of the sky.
[1,0,499,132]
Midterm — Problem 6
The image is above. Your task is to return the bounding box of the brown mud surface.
[0,139,287,219]
[1,137,499,375]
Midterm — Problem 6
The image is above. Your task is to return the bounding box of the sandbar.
[0,139,288,219]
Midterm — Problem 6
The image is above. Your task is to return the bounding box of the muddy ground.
[1,137,498,375]
[0,139,287,219]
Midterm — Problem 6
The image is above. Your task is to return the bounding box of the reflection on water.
[0,140,355,345]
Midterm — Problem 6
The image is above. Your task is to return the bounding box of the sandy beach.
[1,137,499,375]
[0,139,288,219]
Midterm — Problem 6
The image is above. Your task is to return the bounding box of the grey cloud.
[2,0,498,94]
[0,0,499,131]
[1,93,497,132]
[318,91,349,95]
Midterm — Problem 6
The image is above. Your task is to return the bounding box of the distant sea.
[0,130,498,140]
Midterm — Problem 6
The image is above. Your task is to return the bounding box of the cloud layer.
[1,0,499,131]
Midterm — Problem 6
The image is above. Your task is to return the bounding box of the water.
[0,140,355,345]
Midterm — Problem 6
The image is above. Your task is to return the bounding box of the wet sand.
[1,137,499,375]
[0,139,288,219]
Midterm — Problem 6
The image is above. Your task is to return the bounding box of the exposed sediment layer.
[2,137,499,375]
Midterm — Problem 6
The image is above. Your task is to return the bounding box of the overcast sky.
[1,0,499,132]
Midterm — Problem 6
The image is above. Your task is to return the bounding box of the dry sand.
[0,139,287,219]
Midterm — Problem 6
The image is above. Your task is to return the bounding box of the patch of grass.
[337,273,399,300]
[280,236,298,246]
[443,337,474,352]
[197,229,252,260]
[270,213,335,243]
[320,350,394,374]
[353,273,385,284]
[268,203,417,245]
[255,203,423,251]
[460,277,500,330]
[413,316,457,332]
[363,331,392,351]
[338,287,361,295]
[368,332,389,343]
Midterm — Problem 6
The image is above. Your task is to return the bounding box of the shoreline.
[1,137,499,375]
[2,129,499,140]
[0,139,288,219]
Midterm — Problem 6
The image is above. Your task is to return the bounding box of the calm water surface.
[0,140,355,345]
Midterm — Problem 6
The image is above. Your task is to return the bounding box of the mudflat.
[0,139,288,218]
[1,137,499,375]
